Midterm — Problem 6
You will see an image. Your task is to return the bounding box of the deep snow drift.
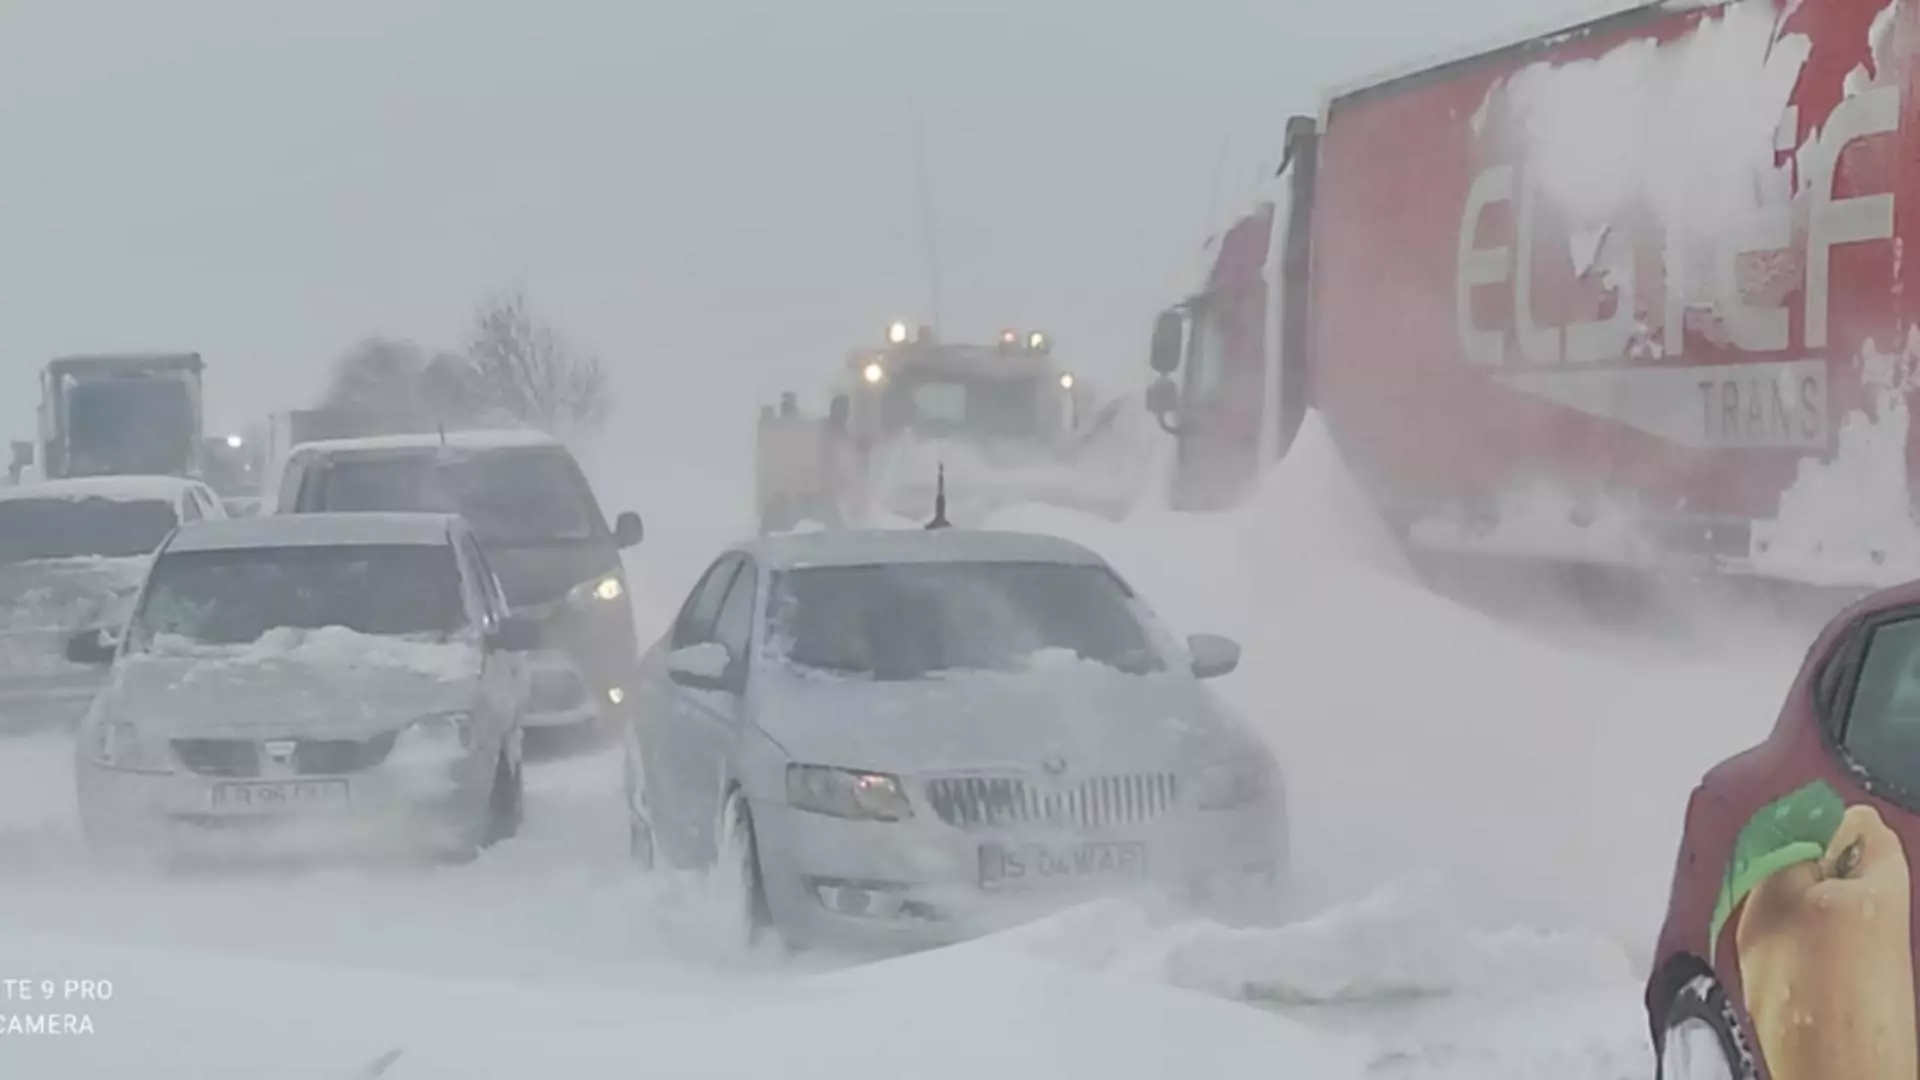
[985,415,1800,956]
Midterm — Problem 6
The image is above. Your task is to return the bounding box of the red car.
[1648,582,1920,1080]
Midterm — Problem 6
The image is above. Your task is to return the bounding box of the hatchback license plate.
[209,780,349,813]
[978,841,1147,890]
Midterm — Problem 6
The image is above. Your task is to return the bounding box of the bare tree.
[318,337,431,416]
[464,285,611,436]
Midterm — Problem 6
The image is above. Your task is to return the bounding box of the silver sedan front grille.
[925,773,1179,831]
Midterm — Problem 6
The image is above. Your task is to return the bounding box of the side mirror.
[489,614,543,653]
[667,641,733,691]
[613,511,645,549]
[1149,308,1185,375]
[1188,633,1241,680]
[66,627,117,666]
[1145,375,1181,418]
[826,395,850,435]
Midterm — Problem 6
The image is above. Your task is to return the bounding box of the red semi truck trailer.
[1149,0,1920,591]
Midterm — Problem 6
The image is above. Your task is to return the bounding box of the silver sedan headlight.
[786,764,913,821]
[388,712,476,766]
[1194,760,1272,810]
[86,718,174,774]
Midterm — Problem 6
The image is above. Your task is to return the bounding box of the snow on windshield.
[0,496,178,563]
[764,561,1164,680]
[129,543,467,648]
[314,449,603,545]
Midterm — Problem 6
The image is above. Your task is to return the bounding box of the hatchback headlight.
[787,765,913,821]
[88,718,173,773]
[390,712,476,765]
[1194,761,1271,810]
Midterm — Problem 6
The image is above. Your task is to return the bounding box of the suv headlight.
[390,712,476,765]
[87,718,174,773]
[1194,761,1271,810]
[787,765,913,821]
[568,574,625,605]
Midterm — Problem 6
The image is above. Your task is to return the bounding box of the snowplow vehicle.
[1147,0,1920,600]
[757,322,1152,533]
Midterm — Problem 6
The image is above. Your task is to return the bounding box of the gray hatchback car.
[623,527,1287,952]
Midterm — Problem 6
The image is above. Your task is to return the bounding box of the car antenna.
[437,424,447,448]
[925,462,951,530]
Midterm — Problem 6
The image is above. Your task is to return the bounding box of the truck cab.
[1147,116,1317,514]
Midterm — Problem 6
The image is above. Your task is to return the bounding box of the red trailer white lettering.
[1453,84,1895,449]
[1152,0,1920,588]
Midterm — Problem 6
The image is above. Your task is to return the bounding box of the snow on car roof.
[0,475,197,504]
[749,527,1108,571]
[292,428,563,456]
[164,512,461,553]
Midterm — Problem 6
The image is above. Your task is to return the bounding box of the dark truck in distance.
[272,429,643,753]
[38,353,205,481]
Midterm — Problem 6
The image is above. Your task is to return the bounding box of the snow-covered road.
[0,417,1815,1078]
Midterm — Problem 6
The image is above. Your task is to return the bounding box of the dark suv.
[273,429,643,750]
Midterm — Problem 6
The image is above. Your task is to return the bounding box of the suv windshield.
[311,447,602,541]
[130,544,466,647]
[311,449,603,545]
[882,374,1044,440]
[765,560,1161,680]
[0,497,179,563]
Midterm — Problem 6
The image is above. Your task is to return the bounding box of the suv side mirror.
[1187,633,1241,680]
[667,641,733,691]
[613,511,645,549]
[1149,308,1185,375]
[826,395,850,435]
[66,627,117,666]
[489,614,543,653]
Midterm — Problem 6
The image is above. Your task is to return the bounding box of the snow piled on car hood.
[138,626,479,680]
[105,627,480,736]
[4,920,1361,1080]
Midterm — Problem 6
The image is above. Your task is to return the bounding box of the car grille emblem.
[263,740,297,775]
[1041,756,1067,777]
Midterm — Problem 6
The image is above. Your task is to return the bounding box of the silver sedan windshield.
[763,561,1162,681]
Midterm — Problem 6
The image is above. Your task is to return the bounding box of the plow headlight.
[1028,331,1048,351]
[863,362,886,384]
[1059,372,1075,390]
[887,321,910,345]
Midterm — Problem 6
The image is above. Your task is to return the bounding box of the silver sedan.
[623,527,1286,952]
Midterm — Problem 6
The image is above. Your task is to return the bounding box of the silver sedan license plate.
[209,780,349,813]
[978,840,1147,890]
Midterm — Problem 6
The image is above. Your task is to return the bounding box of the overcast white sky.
[0,0,1620,545]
